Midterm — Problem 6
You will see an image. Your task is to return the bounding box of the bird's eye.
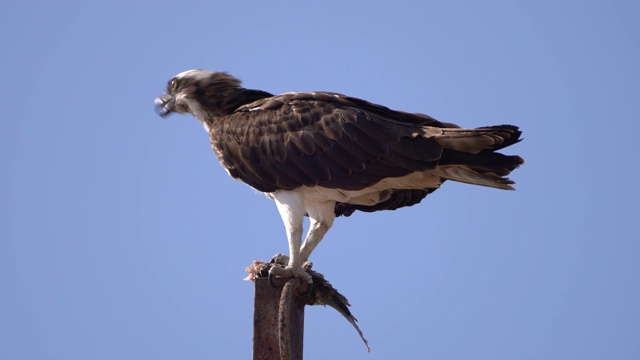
[171,79,179,90]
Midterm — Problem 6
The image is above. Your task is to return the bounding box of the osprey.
[155,70,523,283]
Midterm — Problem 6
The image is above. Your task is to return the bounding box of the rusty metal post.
[253,278,305,360]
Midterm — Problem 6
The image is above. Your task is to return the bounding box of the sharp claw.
[302,261,313,271]
[268,268,280,288]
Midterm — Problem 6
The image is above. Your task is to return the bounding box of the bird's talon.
[268,264,312,288]
[268,265,288,287]
[302,261,313,271]
[270,253,289,266]
[268,269,279,288]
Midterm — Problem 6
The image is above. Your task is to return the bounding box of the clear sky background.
[1,1,638,359]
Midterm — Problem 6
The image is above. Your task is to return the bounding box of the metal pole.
[253,278,304,360]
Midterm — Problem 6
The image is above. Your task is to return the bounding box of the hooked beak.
[154,95,175,117]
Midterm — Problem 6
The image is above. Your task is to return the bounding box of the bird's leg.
[299,200,336,263]
[269,191,312,284]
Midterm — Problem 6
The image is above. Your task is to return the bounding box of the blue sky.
[1,1,639,359]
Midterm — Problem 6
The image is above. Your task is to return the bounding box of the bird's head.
[155,69,242,121]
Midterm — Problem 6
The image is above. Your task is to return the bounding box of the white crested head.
[154,70,243,123]
[174,69,215,82]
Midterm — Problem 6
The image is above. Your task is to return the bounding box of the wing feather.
[208,92,450,193]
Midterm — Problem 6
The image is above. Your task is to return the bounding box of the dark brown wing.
[209,92,446,193]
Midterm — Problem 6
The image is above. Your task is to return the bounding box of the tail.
[434,125,524,190]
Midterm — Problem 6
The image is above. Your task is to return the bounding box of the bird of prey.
[155,70,524,284]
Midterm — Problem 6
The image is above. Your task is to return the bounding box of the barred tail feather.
[435,165,518,190]
[433,125,522,154]
[433,125,524,190]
